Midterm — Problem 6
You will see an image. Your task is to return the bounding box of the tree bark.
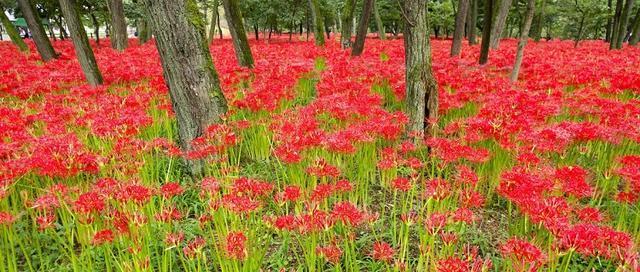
[467,0,478,44]
[451,0,470,56]
[510,0,535,82]
[531,0,546,41]
[403,0,438,137]
[222,0,254,68]
[611,0,624,49]
[489,0,512,49]
[208,0,220,42]
[340,0,356,48]
[138,17,152,44]
[17,0,58,61]
[606,0,613,41]
[615,0,635,48]
[479,0,494,64]
[90,13,100,46]
[630,9,640,45]
[0,5,29,52]
[107,0,128,51]
[58,0,103,86]
[352,0,374,56]
[309,0,325,46]
[373,0,386,40]
[574,14,585,48]
[142,0,228,177]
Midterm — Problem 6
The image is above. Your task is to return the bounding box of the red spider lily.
[331,201,364,226]
[74,192,105,214]
[93,229,115,246]
[165,232,185,247]
[425,212,449,234]
[222,194,261,214]
[274,185,302,204]
[437,257,470,272]
[183,237,206,258]
[225,231,247,260]
[306,159,341,178]
[310,183,336,203]
[317,244,342,264]
[371,241,395,263]
[0,211,15,226]
[36,213,56,231]
[295,210,333,234]
[155,207,183,222]
[115,184,153,205]
[500,238,547,271]
[392,177,412,192]
[230,177,274,198]
[160,182,184,198]
[334,179,353,193]
[554,166,593,199]
[200,177,221,196]
[424,178,452,200]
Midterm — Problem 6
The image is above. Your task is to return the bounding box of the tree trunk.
[48,22,57,41]
[479,0,494,64]
[467,0,478,44]
[138,17,152,44]
[403,0,438,137]
[606,0,613,41]
[489,0,512,49]
[574,14,585,48]
[222,0,254,68]
[451,0,470,56]
[340,0,356,48]
[107,0,128,51]
[531,0,546,41]
[208,0,219,42]
[611,0,624,49]
[615,0,635,48]
[90,13,100,46]
[352,0,374,56]
[17,0,58,61]
[0,5,29,52]
[58,0,103,86]
[217,9,223,39]
[373,0,386,40]
[55,16,67,40]
[142,0,228,177]
[510,0,535,82]
[309,0,325,46]
[630,9,640,45]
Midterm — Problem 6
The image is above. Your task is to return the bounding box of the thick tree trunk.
[403,0,438,137]
[373,1,386,40]
[451,0,470,56]
[615,0,635,48]
[138,17,152,44]
[142,0,228,177]
[208,0,220,42]
[490,0,512,49]
[107,0,128,51]
[510,0,535,82]
[352,0,374,56]
[630,9,640,45]
[309,0,325,46]
[222,0,254,68]
[59,0,103,86]
[467,0,478,44]
[479,0,494,64]
[531,0,546,41]
[340,0,356,48]
[17,0,57,61]
[611,0,624,49]
[0,5,29,52]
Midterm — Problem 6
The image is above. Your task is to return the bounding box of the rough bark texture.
[373,1,386,40]
[138,17,152,44]
[531,0,546,41]
[467,0,478,44]
[107,0,128,51]
[0,5,29,52]
[222,0,254,67]
[208,0,220,42]
[90,13,100,45]
[142,0,228,177]
[615,0,635,48]
[403,0,438,137]
[17,0,57,61]
[479,0,494,64]
[352,0,374,56]
[59,0,103,86]
[606,0,613,41]
[630,9,640,45]
[510,0,535,82]
[611,0,624,49]
[489,0,512,49]
[309,0,325,46]
[451,0,470,56]
[340,0,356,48]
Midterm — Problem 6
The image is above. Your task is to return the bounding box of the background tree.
[18,0,58,61]
[222,0,254,68]
[59,0,103,85]
[531,0,547,41]
[309,0,325,45]
[613,0,634,48]
[107,0,127,50]
[479,0,494,64]
[451,0,469,56]
[403,0,438,137]
[630,8,640,44]
[490,0,513,49]
[373,0,385,39]
[141,0,228,176]
[351,0,373,56]
[340,0,356,48]
[511,0,536,82]
[1,2,29,52]
[467,0,478,44]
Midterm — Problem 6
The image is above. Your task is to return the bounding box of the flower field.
[1,37,640,271]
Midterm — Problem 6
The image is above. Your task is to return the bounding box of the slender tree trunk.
[90,13,100,46]
[373,0,386,40]
[138,17,151,44]
[217,9,223,39]
[309,0,325,46]
[352,0,374,56]
[142,0,228,177]
[222,0,254,67]
[606,0,613,41]
[479,0,494,64]
[59,0,103,86]
[48,23,57,41]
[532,0,546,41]
[107,0,128,51]
[615,0,635,48]
[611,0,624,49]
[468,0,478,44]
[17,0,58,61]
[574,14,585,48]
[490,0,512,49]
[340,0,356,48]
[630,9,640,45]
[510,0,535,82]
[451,0,470,56]
[403,0,438,137]
[55,16,67,40]
[0,5,30,52]
[208,0,220,42]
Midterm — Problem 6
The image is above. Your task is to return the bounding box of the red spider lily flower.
[225,231,247,260]
[371,241,395,263]
[425,212,449,234]
[155,207,183,222]
[576,207,603,223]
[554,166,593,199]
[200,177,221,196]
[271,215,297,231]
[404,157,423,169]
[424,178,452,200]
[306,159,341,178]
[455,165,479,187]
[183,237,206,258]
[0,211,15,226]
[452,208,476,224]
[459,190,485,209]
[558,224,634,260]
[500,238,547,271]
[222,194,261,214]
[317,244,342,264]
[74,192,105,214]
[437,257,470,272]
[275,185,302,203]
[93,229,114,246]
[230,177,274,197]
[331,201,364,226]
[116,184,153,205]
[110,211,130,234]
[165,232,185,247]
[392,177,412,192]
[400,211,418,226]
[32,193,60,211]
[310,183,335,203]
[36,213,56,231]
[160,182,184,198]
[334,179,353,193]
[440,232,458,245]
[295,210,333,234]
